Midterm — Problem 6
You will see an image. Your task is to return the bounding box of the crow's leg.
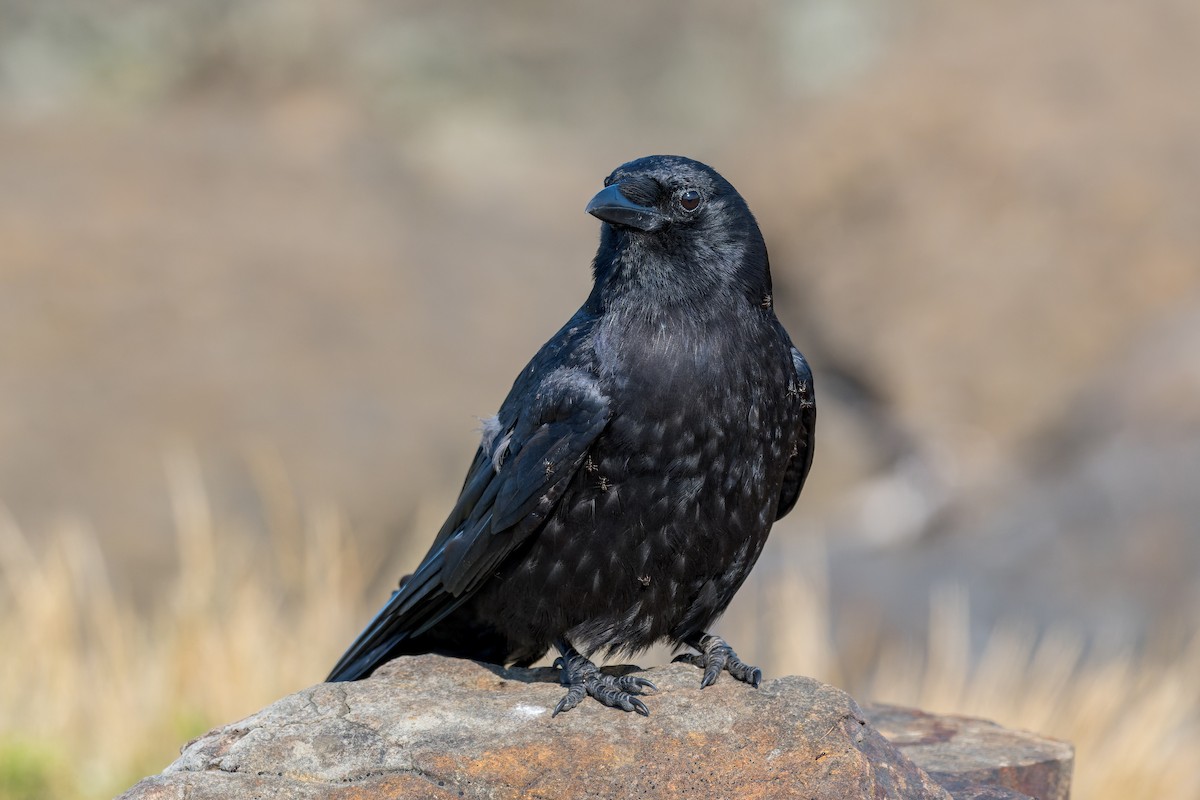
[673,632,762,688]
[551,637,657,717]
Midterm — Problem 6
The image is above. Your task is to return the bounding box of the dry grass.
[1,454,1197,799]
[0,451,378,799]
[861,588,1200,800]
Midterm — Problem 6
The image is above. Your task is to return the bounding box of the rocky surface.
[119,655,1070,800]
[864,704,1073,800]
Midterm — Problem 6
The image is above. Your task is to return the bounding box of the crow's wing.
[776,348,816,519]
[326,367,611,681]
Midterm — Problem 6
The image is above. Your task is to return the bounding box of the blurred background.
[2,1,1198,798]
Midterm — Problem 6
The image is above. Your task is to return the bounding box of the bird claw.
[552,643,655,716]
[728,656,763,688]
[614,674,658,694]
[553,681,588,716]
[676,634,762,689]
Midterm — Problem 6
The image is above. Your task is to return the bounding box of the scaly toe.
[678,634,764,689]
[727,655,763,687]
[588,672,652,715]
[552,643,656,716]
[612,674,658,694]
[700,644,730,688]
[552,682,587,717]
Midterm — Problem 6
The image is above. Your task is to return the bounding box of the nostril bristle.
[617,176,660,206]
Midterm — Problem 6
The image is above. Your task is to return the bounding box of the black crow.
[327,155,815,716]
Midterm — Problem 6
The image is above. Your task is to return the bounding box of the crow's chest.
[584,325,795,536]
[477,322,797,653]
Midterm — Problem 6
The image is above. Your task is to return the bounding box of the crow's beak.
[585,183,665,232]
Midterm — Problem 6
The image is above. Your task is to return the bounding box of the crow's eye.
[679,189,702,212]
[603,175,615,187]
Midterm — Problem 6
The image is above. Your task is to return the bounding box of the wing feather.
[776,348,816,519]
[326,368,610,681]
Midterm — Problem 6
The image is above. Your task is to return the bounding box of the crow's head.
[586,155,771,310]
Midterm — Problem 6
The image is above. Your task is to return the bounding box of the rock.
[118,655,1069,800]
[863,704,1073,800]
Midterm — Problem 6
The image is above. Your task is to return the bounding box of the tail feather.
[326,590,406,682]
[326,597,511,681]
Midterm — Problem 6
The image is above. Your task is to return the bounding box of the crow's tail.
[325,583,508,681]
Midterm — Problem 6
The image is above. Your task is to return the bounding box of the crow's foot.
[551,638,657,717]
[673,633,762,689]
